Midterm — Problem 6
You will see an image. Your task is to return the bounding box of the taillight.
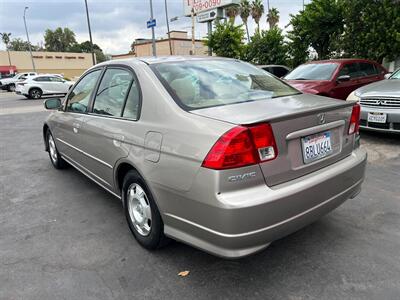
[348,103,361,135]
[202,123,278,170]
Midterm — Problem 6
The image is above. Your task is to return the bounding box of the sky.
[0,0,307,55]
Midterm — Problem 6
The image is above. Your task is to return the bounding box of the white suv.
[16,75,74,99]
[0,72,37,92]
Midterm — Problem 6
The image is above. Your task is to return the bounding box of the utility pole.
[164,0,172,55]
[149,0,156,56]
[84,0,96,65]
[191,8,195,55]
[207,21,212,56]
[23,7,36,72]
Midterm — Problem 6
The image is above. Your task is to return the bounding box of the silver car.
[43,57,367,258]
[347,68,400,132]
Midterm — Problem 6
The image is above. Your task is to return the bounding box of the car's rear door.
[54,69,103,167]
[76,66,142,188]
[357,62,382,86]
[48,76,68,94]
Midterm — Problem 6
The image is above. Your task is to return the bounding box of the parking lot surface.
[1,92,399,300]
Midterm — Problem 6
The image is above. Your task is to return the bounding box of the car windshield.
[389,69,400,79]
[285,63,338,80]
[151,60,299,110]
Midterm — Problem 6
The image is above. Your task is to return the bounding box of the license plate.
[302,131,333,164]
[367,112,387,123]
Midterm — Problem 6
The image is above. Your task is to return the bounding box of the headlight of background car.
[346,90,361,101]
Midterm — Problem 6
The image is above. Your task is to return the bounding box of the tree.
[251,0,264,34]
[266,7,279,29]
[245,27,288,65]
[44,27,77,52]
[69,41,107,63]
[205,21,245,58]
[338,0,400,63]
[8,38,38,51]
[239,0,251,42]
[225,5,240,24]
[288,0,343,60]
[0,32,12,66]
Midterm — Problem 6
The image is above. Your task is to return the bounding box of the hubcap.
[32,90,40,99]
[127,183,152,236]
[48,135,58,163]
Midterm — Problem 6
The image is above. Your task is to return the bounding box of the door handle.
[72,122,81,133]
[113,134,125,147]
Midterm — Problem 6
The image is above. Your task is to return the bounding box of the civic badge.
[317,113,326,124]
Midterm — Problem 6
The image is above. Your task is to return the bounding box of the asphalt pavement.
[0,92,399,300]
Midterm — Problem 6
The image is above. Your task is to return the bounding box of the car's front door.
[331,62,362,99]
[77,67,141,189]
[54,69,102,167]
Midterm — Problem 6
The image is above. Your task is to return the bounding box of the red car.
[284,59,388,100]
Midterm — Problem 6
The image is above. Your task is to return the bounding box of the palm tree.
[0,32,12,66]
[267,7,280,29]
[225,5,240,24]
[251,0,264,35]
[240,0,251,42]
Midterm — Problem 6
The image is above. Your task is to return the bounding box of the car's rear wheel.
[29,88,42,99]
[7,84,15,92]
[123,170,169,249]
[46,130,67,169]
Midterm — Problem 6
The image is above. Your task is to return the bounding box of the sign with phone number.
[184,0,240,16]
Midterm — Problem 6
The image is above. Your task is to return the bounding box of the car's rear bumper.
[160,147,367,258]
[360,106,400,133]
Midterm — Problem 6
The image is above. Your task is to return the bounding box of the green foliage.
[225,5,240,24]
[244,27,288,65]
[8,38,38,51]
[239,0,251,42]
[0,33,11,48]
[288,0,343,60]
[44,27,108,63]
[338,0,400,63]
[251,0,264,34]
[205,21,245,59]
[267,7,280,29]
[44,27,77,52]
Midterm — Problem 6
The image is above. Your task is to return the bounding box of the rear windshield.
[151,60,299,110]
[285,63,338,80]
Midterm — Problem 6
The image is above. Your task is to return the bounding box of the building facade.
[112,31,208,60]
[0,51,93,79]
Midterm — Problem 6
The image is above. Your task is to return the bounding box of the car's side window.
[50,76,63,82]
[358,62,378,76]
[66,69,101,113]
[122,79,140,120]
[338,63,360,79]
[92,68,133,117]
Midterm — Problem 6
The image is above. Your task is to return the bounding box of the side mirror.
[384,73,392,79]
[44,98,62,110]
[337,75,351,82]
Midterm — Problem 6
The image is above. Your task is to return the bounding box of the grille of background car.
[360,97,400,108]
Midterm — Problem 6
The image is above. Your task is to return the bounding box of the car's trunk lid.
[191,94,356,186]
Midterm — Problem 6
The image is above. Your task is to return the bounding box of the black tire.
[46,130,67,169]
[123,170,169,249]
[29,88,42,99]
[7,84,15,92]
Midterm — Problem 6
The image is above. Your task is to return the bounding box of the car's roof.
[305,58,379,65]
[113,55,234,65]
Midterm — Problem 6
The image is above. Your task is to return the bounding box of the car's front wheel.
[29,88,42,99]
[46,130,67,169]
[123,170,169,249]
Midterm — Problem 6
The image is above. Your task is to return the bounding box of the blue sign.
[147,19,156,28]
